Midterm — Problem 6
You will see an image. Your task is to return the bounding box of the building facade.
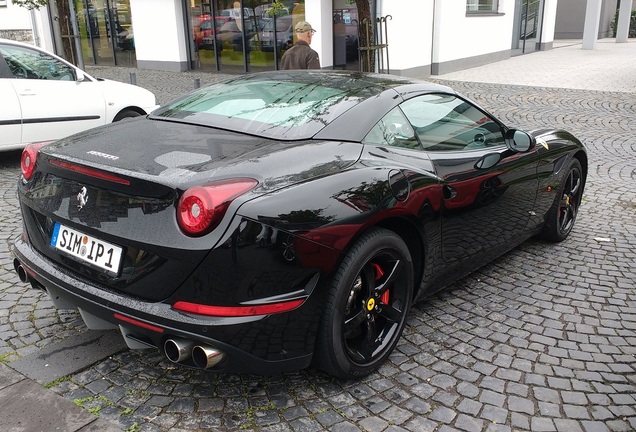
[0,0,629,77]
[555,0,619,39]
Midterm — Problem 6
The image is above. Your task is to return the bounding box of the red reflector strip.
[114,313,164,333]
[172,299,304,317]
[50,160,130,185]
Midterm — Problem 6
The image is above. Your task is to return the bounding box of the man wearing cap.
[280,21,321,70]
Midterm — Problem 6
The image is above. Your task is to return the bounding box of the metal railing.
[358,15,392,73]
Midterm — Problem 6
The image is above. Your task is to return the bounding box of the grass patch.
[120,407,134,416]
[0,352,14,364]
[73,396,94,408]
[240,402,278,429]
[124,423,141,432]
[98,395,115,407]
[43,375,70,389]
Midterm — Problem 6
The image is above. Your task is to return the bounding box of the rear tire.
[113,109,142,122]
[314,228,413,379]
[541,158,583,242]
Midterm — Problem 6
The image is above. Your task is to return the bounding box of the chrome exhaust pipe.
[192,345,225,369]
[14,259,29,283]
[164,338,195,363]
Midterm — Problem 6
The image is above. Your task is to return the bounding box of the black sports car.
[12,71,587,379]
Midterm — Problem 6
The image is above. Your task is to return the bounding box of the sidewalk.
[0,363,120,432]
[79,38,636,104]
[436,38,636,93]
[2,37,635,432]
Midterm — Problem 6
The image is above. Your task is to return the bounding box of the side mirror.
[75,70,87,82]
[505,129,535,153]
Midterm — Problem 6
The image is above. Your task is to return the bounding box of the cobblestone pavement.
[87,65,234,105]
[1,74,635,432]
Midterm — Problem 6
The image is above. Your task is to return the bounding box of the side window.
[0,44,75,81]
[363,106,420,150]
[400,94,505,152]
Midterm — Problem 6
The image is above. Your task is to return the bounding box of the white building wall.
[432,0,515,74]
[131,0,188,71]
[0,1,32,31]
[35,7,54,51]
[540,0,558,48]
[0,2,54,52]
[305,0,332,68]
[379,0,434,77]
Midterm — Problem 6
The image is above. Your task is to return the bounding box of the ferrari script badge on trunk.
[77,186,88,210]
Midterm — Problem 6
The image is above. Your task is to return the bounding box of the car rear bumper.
[11,236,314,374]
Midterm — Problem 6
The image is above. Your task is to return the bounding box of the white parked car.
[0,38,159,151]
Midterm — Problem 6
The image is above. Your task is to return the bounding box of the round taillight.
[20,141,52,180]
[177,178,257,237]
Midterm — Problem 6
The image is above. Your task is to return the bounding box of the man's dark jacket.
[280,41,320,70]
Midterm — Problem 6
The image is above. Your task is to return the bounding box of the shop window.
[466,0,499,13]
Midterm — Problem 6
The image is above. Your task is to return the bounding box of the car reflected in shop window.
[219,7,255,21]
[250,15,293,52]
[193,17,229,50]
[211,19,260,51]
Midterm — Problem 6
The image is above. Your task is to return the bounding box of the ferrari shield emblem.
[366,298,375,311]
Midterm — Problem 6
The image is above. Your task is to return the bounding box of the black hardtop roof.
[235,69,453,95]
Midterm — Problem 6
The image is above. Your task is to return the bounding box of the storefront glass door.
[75,0,136,67]
[513,0,543,55]
[333,0,359,70]
[189,1,220,72]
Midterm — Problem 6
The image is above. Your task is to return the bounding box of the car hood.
[42,116,363,192]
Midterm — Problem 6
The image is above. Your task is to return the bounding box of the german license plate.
[50,223,123,274]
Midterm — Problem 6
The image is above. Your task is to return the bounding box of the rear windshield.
[151,72,381,140]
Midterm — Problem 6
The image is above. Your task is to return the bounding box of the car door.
[0,42,105,145]
[0,69,22,149]
[400,93,539,264]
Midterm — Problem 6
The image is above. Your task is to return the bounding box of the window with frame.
[399,94,505,152]
[466,0,499,13]
[363,107,420,150]
[0,44,75,80]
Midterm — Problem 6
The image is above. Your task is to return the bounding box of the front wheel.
[113,109,142,122]
[314,228,414,379]
[541,158,583,242]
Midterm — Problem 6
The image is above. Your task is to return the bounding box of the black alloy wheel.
[315,227,414,379]
[542,158,583,242]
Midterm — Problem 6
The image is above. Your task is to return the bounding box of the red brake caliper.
[372,263,390,304]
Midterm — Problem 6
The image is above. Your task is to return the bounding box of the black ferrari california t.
[12,71,586,379]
